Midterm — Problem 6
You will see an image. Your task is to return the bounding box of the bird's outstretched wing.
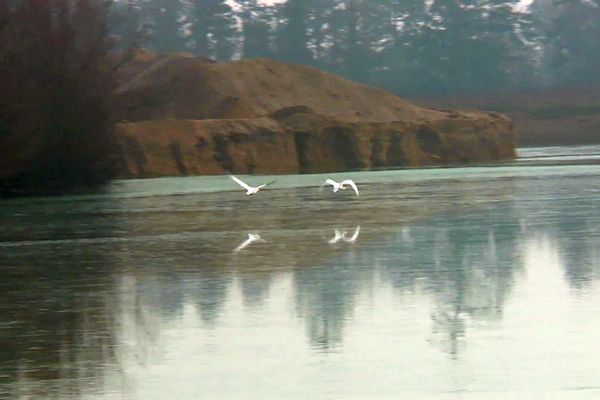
[344,225,361,242]
[320,179,334,192]
[257,180,277,189]
[342,179,359,196]
[230,175,253,191]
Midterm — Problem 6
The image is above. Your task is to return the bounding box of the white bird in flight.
[324,179,359,196]
[230,175,275,195]
[233,233,265,252]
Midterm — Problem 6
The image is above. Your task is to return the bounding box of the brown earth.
[414,86,600,147]
[114,51,516,177]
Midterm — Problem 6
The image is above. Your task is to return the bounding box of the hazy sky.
[516,0,534,11]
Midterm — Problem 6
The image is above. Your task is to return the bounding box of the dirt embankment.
[414,87,600,147]
[114,51,515,177]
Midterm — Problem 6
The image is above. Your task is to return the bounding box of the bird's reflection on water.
[327,225,361,244]
[233,224,361,253]
[1,156,600,398]
[233,232,266,252]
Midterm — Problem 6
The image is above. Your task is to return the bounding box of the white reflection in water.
[94,234,600,399]
[2,146,600,399]
[327,229,345,244]
[459,233,600,394]
[233,232,266,253]
[327,225,360,244]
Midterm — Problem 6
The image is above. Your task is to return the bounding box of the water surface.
[1,145,600,399]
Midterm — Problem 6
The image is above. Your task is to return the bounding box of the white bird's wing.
[344,225,360,242]
[320,179,333,192]
[341,179,359,196]
[257,180,276,190]
[325,179,338,187]
[231,175,254,191]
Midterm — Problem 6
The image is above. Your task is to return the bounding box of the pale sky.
[516,0,534,12]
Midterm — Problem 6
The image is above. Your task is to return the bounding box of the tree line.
[111,0,600,96]
[2,0,599,195]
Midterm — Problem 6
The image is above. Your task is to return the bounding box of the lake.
[1,145,600,399]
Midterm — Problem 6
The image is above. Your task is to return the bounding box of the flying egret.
[230,175,275,195]
[324,178,359,196]
[234,233,265,252]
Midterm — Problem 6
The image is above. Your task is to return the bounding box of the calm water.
[1,145,600,399]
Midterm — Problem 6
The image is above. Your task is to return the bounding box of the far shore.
[412,85,600,147]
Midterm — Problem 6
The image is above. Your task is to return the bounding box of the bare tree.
[0,0,115,195]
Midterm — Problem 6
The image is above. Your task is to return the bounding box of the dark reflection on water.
[0,240,120,398]
[382,205,524,357]
[545,190,600,289]
[2,147,600,398]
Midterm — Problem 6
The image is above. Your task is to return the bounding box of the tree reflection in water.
[0,241,121,399]
[290,201,525,356]
[1,169,600,397]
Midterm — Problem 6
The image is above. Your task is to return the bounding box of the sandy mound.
[113,52,515,178]
[114,52,440,123]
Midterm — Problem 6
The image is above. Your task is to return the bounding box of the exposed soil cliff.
[114,51,515,177]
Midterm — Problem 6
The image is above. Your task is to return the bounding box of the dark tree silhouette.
[0,0,115,195]
[189,0,236,60]
[147,0,185,52]
[239,0,276,59]
[275,0,314,65]
[535,0,600,86]
[109,0,149,50]
[99,0,598,97]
